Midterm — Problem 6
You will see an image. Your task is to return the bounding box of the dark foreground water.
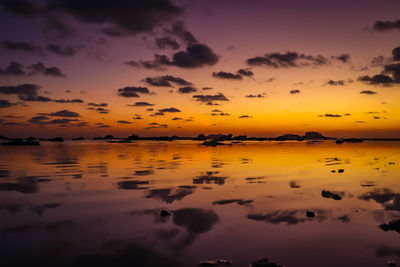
[0,140,399,267]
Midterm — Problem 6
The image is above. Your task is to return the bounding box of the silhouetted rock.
[72,137,85,140]
[338,169,344,173]
[127,134,139,140]
[160,210,172,217]
[322,190,342,200]
[379,219,400,234]
[196,134,207,140]
[202,140,225,147]
[2,140,40,146]
[233,135,247,140]
[104,135,114,139]
[303,131,325,140]
[275,134,304,141]
[25,136,36,141]
[47,137,64,142]
[251,258,283,267]
[336,138,344,144]
[306,211,315,218]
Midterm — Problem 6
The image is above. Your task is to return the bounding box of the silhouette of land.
[1,131,400,146]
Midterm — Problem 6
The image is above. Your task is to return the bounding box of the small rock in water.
[379,219,400,233]
[338,169,344,173]
[331,170,336,173]
[389,162,395,165]
[322,190,342,200]
[306,211,315,218]
[160,210,172,217]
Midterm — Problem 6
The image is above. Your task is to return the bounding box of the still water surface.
[0,140,399,266]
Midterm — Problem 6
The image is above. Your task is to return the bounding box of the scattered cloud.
[128,101,154,107]
[373,19,400,32]
[177,86,197,94]
[143,75,192,87]
[247,51,329,68]
[289,89,301,94]
[360,90,377,95]
[117,86,150,97]
[192,93,229,105]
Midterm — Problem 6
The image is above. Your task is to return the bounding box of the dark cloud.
[289,89,301,94]
[166,21,198,45]
[46,43,76,56]
[28,62,66,77]
[211,112,229,116]
[172,117,182,120]
[360,90,377,95]
[332,54,350,63]
[38,109,80,117]
[239,115,252,118]
[358,74,394,85]
[192,93,229,105]
[88,102,107,107]
[117,120,132,124]
[384,63,400,83]
[373,19,400,31]
[247,51,329,68]
[128,101,154,107]
[155,37,180,50]
[117,86,150,97]
[0,99,17,108]
[134,44,219,69]
[358,47,400,85]
[2,40,41,53]
[202,87,213,90]
[393,46,400,61]
[159,107,181,113]
[237,68,254,77]
[94,107,109,114]
[143,75,192,87]
[212,71,242,80]
[319,114,342,118]
[177,86,197,94]
[54,98,83,103]
[0,83,42,101]
[324,80,346,86]
[0,62,25,76]
[0,0,183,38]
[246,94,265,98]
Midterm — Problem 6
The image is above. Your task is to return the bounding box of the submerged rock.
[251,258,283,267]
[379,219,400,233]
[202,140,225,147]
[306,211,315,218]
[160,210,172,217]
[322,190,342,200]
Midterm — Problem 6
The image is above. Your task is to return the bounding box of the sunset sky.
[0,0,399,138]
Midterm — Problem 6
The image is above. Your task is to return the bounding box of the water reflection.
[0,140,399,266]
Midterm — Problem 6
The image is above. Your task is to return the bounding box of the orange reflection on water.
[0,140,399,266]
